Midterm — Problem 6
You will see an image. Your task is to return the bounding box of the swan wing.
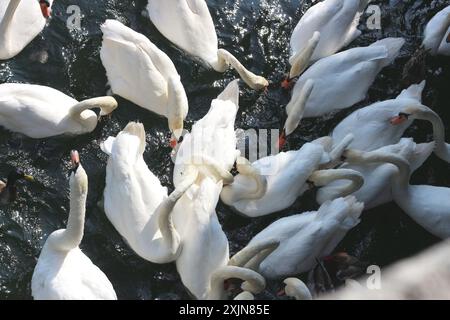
[100,20,173,116]
[147,0,218,66]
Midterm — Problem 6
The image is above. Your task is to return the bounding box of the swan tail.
[122,122,146,155]
[100,137,116,156]
[369,37,405,68]
[397,80,426,102]
[316,196,363,224]
[340,196,364,230]
[217,79,240,107]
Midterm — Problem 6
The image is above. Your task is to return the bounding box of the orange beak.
[169,137,178,149]
[40,1,51,18]
[278,130,287,150]
[281,78,292,90]
[390,114,408,125]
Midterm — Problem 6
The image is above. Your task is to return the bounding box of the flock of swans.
[0,0,449,300]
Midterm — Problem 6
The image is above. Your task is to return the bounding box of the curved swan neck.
[50,166,88,252]
[346,150,410,190]
[167,77,187,140]
[415,109,449,161]
[223,157,267,203]
[310,169,364,197]
[0,0,21,40]
[217,49,269,90]
[209,266,266,300]
[228,238,280,269]
[155,167,198,258]
[289,31,320,79]
[69,96,118,120]
[284,80,314,136]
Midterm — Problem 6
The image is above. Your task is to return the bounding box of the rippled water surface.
[0,0,449,299]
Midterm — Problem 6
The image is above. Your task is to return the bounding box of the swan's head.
[6,169,34,185]
[39,0,52,18]
[278,278,312,300]
[389,104,430,125]
[68,150,87,195]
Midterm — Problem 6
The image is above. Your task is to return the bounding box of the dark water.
[0,0,449,299]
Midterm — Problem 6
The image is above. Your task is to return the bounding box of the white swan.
[101,122,197,264]
[287,0,371,78]
[0,83,117,138]
[279,278,312,300]
[423,5,450,56]
[173,80,240,187]
[146,0,268,90]
[100,20,188,140]
[172,175,275,299]
[320,138,434,210]
[343,148,450,239]
[332,81,426,151]
[234,197,364,279]
[283,37,405,137]
[221,136,363,218]
[0,0,52,60]
[31,151,117,300]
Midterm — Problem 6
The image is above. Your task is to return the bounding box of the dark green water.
[0,0,449,299]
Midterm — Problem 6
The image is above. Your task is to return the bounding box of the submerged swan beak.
[390,113,410,125]
[39,0,51,18]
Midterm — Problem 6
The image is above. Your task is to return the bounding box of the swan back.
[254,197,363,278]
[100,19,187,118]
[101,123,169,261]
[0,0,50,59]
[290,0,364,63]
[173,177,229,299]
[147,0,219,67]
[423,6,450,56]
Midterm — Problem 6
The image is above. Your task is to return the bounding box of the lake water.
[0,0,449,299]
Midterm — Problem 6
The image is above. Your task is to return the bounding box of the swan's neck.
[50,173,87,252]
[228,238,279,270]
[166,77,187,140]
[310,169,364,199]
[216,49,268,90]
[221,158,267,203]
[154,168,197,259]
[68,96,117,130]
[284,80,314,136]
[358,152,410,195]
[417,110,450,161]
[209,266,265,300]
[289,31,320,78]
[0,0,21,41]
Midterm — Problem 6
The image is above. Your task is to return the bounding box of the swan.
[173,80,240,187]
[287,0,372,79]
[343,148,450,239]
[172,174,277,299]
[0,169,34,204]
[221,136,363,218]
[0,83,117,138]
[146,0,268,90]
[422,5,450,56]
[319,138,434,210]
[278,278,312,300]
[332,81,426,152]
[233,197,364,279]
[100,20,188,141]
[283,37,405,137]
[389,104,450,164]
[31,151,117,300]
[101,122,198,264]
[0,0,52,60]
